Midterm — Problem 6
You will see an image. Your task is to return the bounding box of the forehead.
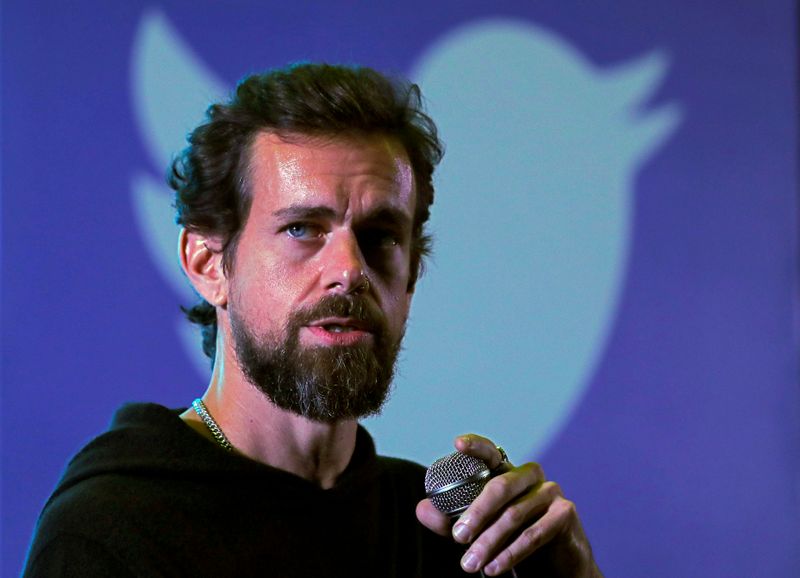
[245,132,415,215]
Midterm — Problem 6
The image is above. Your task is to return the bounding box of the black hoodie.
[23,403,465,577]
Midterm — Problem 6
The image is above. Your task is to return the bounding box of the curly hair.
[169,63,443,361]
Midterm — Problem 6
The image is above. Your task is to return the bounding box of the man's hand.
[416,434,602,577]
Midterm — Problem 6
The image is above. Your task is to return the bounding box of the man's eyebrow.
[359,207,412,230]
[273,205,412,229]
[272,206,337,221]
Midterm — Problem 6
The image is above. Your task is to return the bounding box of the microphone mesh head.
[424,451,490,516]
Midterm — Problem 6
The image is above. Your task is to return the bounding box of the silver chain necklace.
[192,398,234,452]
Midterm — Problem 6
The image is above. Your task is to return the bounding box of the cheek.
[380,256,413,320]
[232,251,318,318]
[386,290,413,328]
[402,292,413,320]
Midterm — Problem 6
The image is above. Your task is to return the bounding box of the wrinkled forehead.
[251,129,411,165]
[244,131,415,206]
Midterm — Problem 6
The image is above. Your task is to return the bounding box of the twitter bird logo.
[367,19,681,463]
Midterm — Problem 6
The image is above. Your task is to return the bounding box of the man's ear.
[179,228,228,307]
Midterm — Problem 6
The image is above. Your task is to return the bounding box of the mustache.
[290,294,386,334]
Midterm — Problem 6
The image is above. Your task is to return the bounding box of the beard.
[229,293,402,423]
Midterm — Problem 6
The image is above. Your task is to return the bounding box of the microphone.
[424,451,491,517]
[425,451,519,577]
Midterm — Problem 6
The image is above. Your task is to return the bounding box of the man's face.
[223,132,416,422]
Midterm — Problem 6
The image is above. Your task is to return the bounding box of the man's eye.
[378,233,399,247]
[361,229,400,249]
[285,223,320,239]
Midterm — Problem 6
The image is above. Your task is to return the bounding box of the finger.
[452,462,545,545]
[415,499,452,537]
[483,495,575,576]
[459,481,563,574]
[454,434,506,469]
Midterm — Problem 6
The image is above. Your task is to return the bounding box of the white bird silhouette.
[367,19,681,463]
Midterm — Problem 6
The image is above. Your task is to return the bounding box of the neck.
[181,349,359,490]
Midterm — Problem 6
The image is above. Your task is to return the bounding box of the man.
[25,64,602,577]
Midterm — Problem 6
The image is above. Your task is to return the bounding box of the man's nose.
[320,231,370,295]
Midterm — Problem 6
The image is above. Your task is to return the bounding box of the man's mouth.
[304,317,374,342]
[321,324,358,334]
[310,317,370,331]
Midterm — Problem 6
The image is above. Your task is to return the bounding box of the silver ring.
[495,445,509,465]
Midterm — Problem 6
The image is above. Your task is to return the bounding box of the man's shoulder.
[24,531,137,578]
[32,422,194,542]
[41,403,189,496]
[24,403,211,577]
[31,403,201,540]
[24,467,162,577]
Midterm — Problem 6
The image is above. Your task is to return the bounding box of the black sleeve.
[23,534,137,578]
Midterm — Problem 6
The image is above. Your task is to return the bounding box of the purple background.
[3,1,798,576]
